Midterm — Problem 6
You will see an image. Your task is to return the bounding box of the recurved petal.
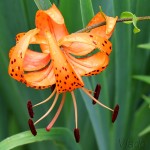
[16,32,25,43]
[23,49,51,71]
[8,28,39,82]
[45,31,84,93]
[60,33,112,56]
[35,4,68,41]
[9,46,15,59]
[24,63,55,89]
[87,12,117,39]
[105,15,118,35]
[65,52,109,76]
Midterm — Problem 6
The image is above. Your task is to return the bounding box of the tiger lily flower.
[8,4,119,142]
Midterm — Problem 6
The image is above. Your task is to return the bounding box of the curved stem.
[77,16,150,33]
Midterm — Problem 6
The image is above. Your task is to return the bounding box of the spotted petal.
[65,51,109,76]
[35,4,69,41]
[87,12,117,39]
[8,28,39,83]
[45,31,84,93]
[59,33,112,56]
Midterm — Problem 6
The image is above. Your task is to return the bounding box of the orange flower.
[8,4,119,142]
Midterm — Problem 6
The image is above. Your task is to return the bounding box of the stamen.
[34,92,59,125]
[93,84,101,104]
[27,100,34,118]
[112,104,119,123]
[33,88,56,107]
[28,119,37,136]
[81,87,113,111]
[51,84,56,92]
[74,128,80,143]
[46,93,66,131]
[71,91,78,129]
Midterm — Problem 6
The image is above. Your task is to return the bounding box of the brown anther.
[27,100,34,118]
[112,104,119,123]
[28,119,37,136]
[74,128,80,143]
[93,84,101,104]
[51,84,56,92]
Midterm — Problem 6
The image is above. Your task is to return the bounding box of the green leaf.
[138,43,150,50]
[0,128,81,150]
[142,95,150,106]
[34,0,52,10]
[120,11,133,24]
[133,14,140,33]
[120,11,140,33]
[79,0,94,27]
[139,125,150,137]
[133,75,150,84]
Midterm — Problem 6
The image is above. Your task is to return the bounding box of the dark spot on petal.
[104,41,107,44]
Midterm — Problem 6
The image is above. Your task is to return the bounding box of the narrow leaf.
[133,75,150,84]
[0,128,81,150]
[79,0,94,27]
[142,95,150,106]
[139,125,150,137]
[138,43,150,50]
[34,0,52,10]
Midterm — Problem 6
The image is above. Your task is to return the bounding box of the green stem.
[76,16,150,33]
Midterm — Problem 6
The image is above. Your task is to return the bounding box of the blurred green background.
[0,0,150,150]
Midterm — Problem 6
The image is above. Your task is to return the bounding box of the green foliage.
[34,0,52,10]
[0,128,81,150]
[120,11,140,33]
[139,125,150,137]
[138,43,150,50]
[0,0,150,150]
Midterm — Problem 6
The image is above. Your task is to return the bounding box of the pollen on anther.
[93,84,101,104]
[28,119,37,136]
[74,128,80,143]
[112,104,119,123]
[27,100,34,118]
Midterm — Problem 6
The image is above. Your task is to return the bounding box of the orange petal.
[24,63,55,89]
[9,46,15,59]
[35,4,68,41]
[59,33,112,56]
[65,52,109,76]
[46,31,84,93]
[8,28,39,83]
[87,12,117,39]
[16,32,26,43]
[23,49,50,71]
[105,15,118,36]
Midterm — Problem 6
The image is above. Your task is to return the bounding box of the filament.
[34,92,59,125]
[81,87,113,112]
[46,93,66,131]
[33,88,57,107]
[71,91,78,129]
